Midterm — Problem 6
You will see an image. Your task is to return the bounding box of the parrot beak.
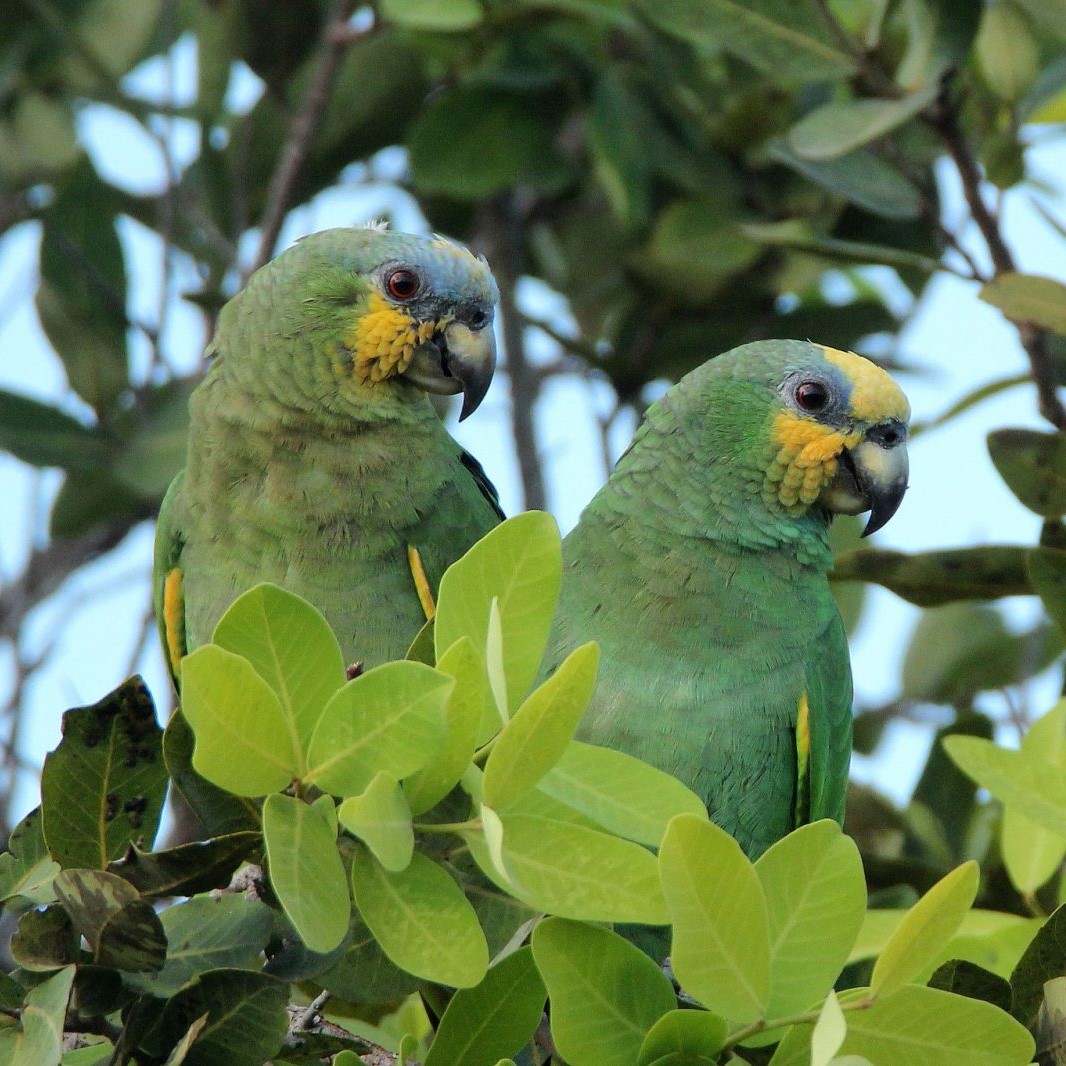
[820,419,909,537]
[404,319,497,421]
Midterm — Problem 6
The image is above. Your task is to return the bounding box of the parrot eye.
[795,380,829,412]
[385,268,420,301]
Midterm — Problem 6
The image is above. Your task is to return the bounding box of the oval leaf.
[338,773,414,872]
[988,429,1066,517]
[980,273,1066,335]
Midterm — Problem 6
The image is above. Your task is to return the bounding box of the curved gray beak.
[819,419,909,537]
[403,320,497,421]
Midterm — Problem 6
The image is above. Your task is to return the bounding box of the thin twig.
[248,0,359,276]
[295,990,331,1031]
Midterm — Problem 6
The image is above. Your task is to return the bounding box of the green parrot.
[155,225,503,678]
[548,339,909,858]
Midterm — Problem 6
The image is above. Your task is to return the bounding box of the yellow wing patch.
[347,292,439,383]
[765,411,862,511]
[407,545,436,621]
[163,567,186,672]
[817,344,910,425]
[794,690,811,825]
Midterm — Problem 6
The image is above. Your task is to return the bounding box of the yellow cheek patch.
[163,567,185,672]
[817,344,910,425]
[348,292,437,383]
[765,410,863,511]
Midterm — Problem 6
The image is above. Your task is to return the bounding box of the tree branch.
[248,0,358,276]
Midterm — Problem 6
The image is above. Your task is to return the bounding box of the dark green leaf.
[111,378,194,497]
[832,546,1030,605]
[1010,904,1066,1026]
[315,917,420,1004]
[988,429,1066,517]
[41,676,166,869]
[0,389,109,472]
[106,832,261,897]
[49,468,148,538]
[930,959,1012,1012]
[9,906,77,971]
[127,895,274,998]
[1029,548,1066,636]
[146,970,289,1066]
[424,947,546,1066]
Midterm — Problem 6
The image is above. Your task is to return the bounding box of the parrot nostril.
[467,308,488,330]
[869,421,906,449]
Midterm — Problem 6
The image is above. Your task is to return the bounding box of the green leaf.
[338,773,414,872]
[53,869,165,971]
[315,916,420,1004]
[1009,903,1066,1026]
[10,907,78,971]
[263,794,350,954]
[532,919,675,1066]
[405,638,488,814]
[483,643,599,811]
[466,813,669,924]
[659,814,771,1022]
[988,429,1066,517]
[351,849,488,988]
[768,142,922,220]
[641,0,857,83]
[126,895,274,998]
[146,970,289,1066]
[424,946,546,1066]
[975,4,1040,103]
[538,741,707,846]
[1029,549,1066,636]
[754,820,866,1017]
[379,0,482,29]
[811,990,847,1066]
[436,512,562,714]
[0,390,110,472]
[106,832,261,898]
[41,676,166,868]
[305,661,452,795]
[788,88,936,160]
[212,584,346,767]
[929,959,1012,1013]
[1001,699,1066,893]
[0,808,59,905]
[111,378,193,496]
[945,734,1066,837]
[980,273,1066,335]
[637,1009,727,1064]
[36,159,129,413]
[409,87,571,199]
[0,966,74,1066]
[181,645,300,796]
[832,546,1031,605]
[870,861,979,996]
[769,985,1034,1066]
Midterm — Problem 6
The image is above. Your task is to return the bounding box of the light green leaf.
[641,0,857,84]
[975,4,1039,103]
[637,1009,727,1064]
[659,814,770,1022]
[945,735,1066,837]
[980,273,1066,335]
[405,638,489,814]
[423,947,545,1066]
[212,583,346,762]
[486,598,509,726]
[483,643,599,811]
[769,985,1034,1066]
[1003,700,1066,893]
[788,87,936,160]
[181,645,299,796]
[338,773,414,872]
[126,895,274,997]
[871,861,979,997]
[0,965,73,1066]
[466,813,668,924]
[811,991,846,1066]
[754,820,866,1017]
[351,849,488,988]
[305,661,452,795]
[532,919,675,1066]
[380,0,482,30]
[539,741,707,846]
[263,794,350,954]
[435,512,562,714]
[0,808,58,905]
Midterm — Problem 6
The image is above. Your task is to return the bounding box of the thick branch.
[249,0,357,275]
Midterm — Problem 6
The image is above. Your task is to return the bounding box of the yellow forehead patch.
[817,345,910,424]
[765,411,862,512]
[347,292,438,383]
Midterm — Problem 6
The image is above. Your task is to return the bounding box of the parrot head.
[232,225,499,420]
[682,340,910,538]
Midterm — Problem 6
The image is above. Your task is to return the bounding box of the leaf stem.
[722,994,877,1051]
[413,819,482,834]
